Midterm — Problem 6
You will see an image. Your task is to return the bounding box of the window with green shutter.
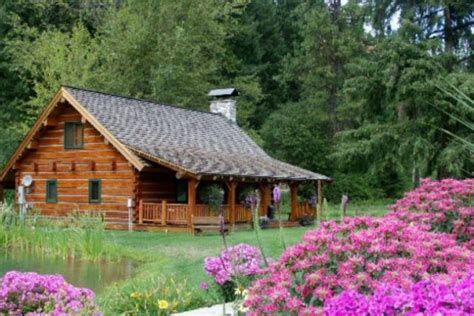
[46,180,58,203]
[89,180,101,204]
[64,122,84,149]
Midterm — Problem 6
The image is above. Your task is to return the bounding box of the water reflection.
[0,251,136,294]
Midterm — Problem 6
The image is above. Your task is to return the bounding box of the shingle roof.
[65,86,330,181]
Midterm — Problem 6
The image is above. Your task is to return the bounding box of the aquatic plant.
[0,271,101,315]
[0,206,122,261]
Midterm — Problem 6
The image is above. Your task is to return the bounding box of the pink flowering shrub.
[204,243,263,301]
[244,216,474,315]
[0,271,101,315]
[391,178,474,245]
[325,275,474,315]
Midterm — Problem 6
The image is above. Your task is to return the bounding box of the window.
[89,180,102,204]
[176,180,187,203]
[64,122,84,149]
[46,180,57,203]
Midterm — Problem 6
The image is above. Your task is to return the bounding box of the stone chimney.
[208,88,239,123]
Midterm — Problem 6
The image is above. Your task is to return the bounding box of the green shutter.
[46,180,57,203]
[64,122,84,149]
[89,180,102,203]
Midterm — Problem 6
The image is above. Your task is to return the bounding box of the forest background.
[0,0,472,201]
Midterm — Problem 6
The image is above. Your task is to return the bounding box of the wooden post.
[317,180,323,214]
[290,183,298,221]
[161,200,167,226]
[138,199,143,224]
[259,183,270,217]
[227,181,237,227]
[0,185,4,204]
[187,178,197,227]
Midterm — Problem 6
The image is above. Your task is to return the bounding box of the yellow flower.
[130,292,141,300]
[158,300,169,310]
[234,285,246,296]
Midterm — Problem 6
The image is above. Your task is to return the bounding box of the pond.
[0,251,136,294]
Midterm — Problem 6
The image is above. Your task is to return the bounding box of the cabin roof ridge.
[62,85,225,117]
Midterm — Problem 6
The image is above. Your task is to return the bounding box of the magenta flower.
[0,271,101,315]
[199,282,209,290]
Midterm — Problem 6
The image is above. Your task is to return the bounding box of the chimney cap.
[208,88,239,98]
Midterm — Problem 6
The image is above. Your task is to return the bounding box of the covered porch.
[135,177,326,231]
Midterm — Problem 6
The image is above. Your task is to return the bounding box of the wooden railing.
[294,202,316,219]
[235,204,252,222]
[138,201,251,226]
[166,203,189,225]
[140,201,164,224]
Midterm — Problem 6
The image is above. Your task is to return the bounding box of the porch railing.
[138,201,252,226]
[294,202,316,219]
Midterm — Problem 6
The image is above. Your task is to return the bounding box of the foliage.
[204,243,263,301]
[244,215,474,314]
[98,274,205,315]
[198,184,225,212]
[0,271,100,315]
[390,178,474,245]
[0,205,123,261]
[324,275,474,316]
[0,0,473,197]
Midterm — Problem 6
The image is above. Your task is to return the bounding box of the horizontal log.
[19,162,132,173]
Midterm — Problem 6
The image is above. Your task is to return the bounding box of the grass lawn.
[103,199,393,294]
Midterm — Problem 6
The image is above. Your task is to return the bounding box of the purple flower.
[0,271,101,315]
[204,244,264,285]
[273,186,281,204]
[199,282,209,290]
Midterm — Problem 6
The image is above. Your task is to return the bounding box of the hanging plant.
[199,184,225,213]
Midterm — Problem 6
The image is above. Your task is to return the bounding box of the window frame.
[64,122,84,149]
[46,180,58,203]
[89,179,102,204]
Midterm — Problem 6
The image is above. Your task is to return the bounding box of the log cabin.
[0,86,331,232]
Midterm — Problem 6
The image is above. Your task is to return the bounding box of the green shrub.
[99,274,209,315]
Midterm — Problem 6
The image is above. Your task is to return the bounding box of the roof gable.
[0,87,146,182]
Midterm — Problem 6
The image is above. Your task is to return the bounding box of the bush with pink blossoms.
[390,178,474,244]
[204,243,264,301]
[244,216,474,315]
[0,271,101,315]
[325,274,474,315]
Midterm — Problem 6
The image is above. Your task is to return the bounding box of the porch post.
[227,181,237,226]
[290,183,298,221]
[259,183,270,217]
[187,178,197,227]
[317,180,323,213]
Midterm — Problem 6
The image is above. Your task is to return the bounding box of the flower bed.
[0,271,100,315]
[325,275,474,315]
[244,216,474,314]
[390,178,473,245]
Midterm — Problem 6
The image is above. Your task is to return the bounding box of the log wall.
[16,103,136,223]
[137,167,177,203]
